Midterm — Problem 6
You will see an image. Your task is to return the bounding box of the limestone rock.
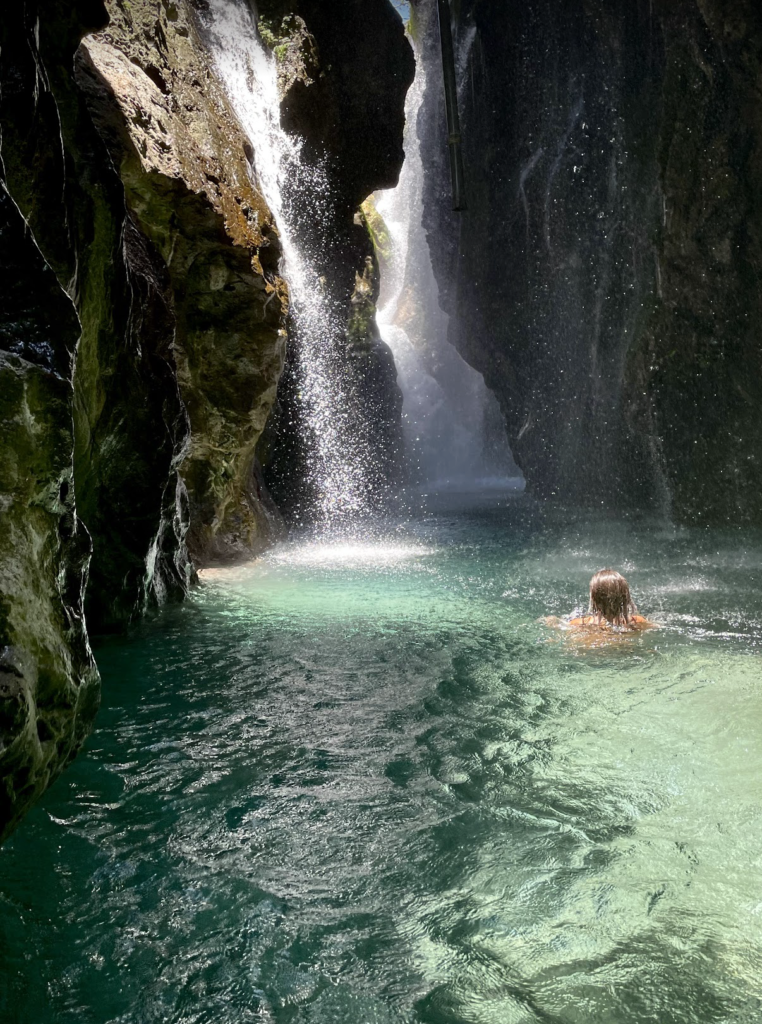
[0,0,102,840]
[2,0,194,628]
[81,0,289,562]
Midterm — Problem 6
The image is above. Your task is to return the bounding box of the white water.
[205,0,378,527]
[375,49,523,494]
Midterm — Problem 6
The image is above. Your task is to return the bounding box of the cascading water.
[204,1,380,530]
[375,29,523,494]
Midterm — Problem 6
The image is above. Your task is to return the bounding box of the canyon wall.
[0,0,108,844]
[0,0,412,841]
[79,0,289,568]
[416,0,762,523]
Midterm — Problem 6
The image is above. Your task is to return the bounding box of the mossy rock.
[361,196,392,275]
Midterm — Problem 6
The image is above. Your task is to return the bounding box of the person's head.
[588,568,636,625]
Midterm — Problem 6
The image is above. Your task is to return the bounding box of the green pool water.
[2,498,762,1023]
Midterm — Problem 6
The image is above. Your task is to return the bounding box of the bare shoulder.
[540,615,591,629]
[631,615,659,630]
[564,615,658,633]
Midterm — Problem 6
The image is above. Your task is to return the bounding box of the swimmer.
[542,568,656,632]
[568,568,656,630]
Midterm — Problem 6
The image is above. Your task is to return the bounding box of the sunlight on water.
[201,539,436,575]
[267,540,435,568]
[2,503,762,1023]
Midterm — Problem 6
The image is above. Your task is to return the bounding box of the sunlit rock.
[80,0,289,564]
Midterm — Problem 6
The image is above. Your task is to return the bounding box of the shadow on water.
[2,501,762,1022]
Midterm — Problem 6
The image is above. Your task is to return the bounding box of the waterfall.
[205,0,519,530]
[375,40,523,494]
[204,0,379,529]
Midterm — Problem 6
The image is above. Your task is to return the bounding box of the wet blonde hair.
[588,569,636,626]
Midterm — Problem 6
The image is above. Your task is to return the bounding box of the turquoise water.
[2,498,762,1023]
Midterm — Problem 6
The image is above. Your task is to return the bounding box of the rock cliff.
[0,0,288,841]
[415,0,762,523]
[79,1,290,565]
[0,0,106,844]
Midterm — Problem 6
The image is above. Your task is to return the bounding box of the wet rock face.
[641,0,762,523]
[2,0,195,628]
[273,0,414,215]
[0,1,102,843]
[416,0,762,523]
[0,0,288,838]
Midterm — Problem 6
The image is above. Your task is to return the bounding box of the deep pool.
[2,498,762,1023]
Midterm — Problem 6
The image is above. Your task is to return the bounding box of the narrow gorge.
[2,2,762,1021]
[0,0,413,840]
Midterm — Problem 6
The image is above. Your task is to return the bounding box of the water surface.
[2,500,762,1023]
